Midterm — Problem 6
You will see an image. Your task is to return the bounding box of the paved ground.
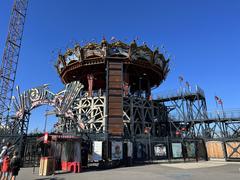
[17,161,240,180]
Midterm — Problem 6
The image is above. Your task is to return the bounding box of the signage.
[127,142,133,157]
[172,143,183,158]
[112,141,123,160]
[186,142,196,157]
[92,141,102,161]
[154,144,167,157]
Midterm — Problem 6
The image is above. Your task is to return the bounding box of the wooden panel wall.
[107,59,123,136]
[206,141,225,159]
[226,142,240,158]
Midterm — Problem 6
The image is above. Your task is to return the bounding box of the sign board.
[172,143,183,158]
[127,142,133,157]
[92,141,102,161]
[112,141,123,160]
[154,144,167,157]
[186,142,196,157]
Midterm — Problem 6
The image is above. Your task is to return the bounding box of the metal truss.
[158,86,208,138]
[72,94,106,133]
[202,110,240,139]
[54,95,169,139]
[158,86,240,142]
[123,96,168,138]
[0,0,28,126]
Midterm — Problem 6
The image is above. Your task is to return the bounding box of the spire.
[101,36,108,47]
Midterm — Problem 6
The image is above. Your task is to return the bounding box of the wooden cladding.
[109,75,121,82]
[109,63,122,69]
[109,89,122,95]
[226,142,240,158]
[109,108,122,116]
[107,59,123,136]
[108,83,122,89]
[206,141,225,159]
[205,141,240,160]
[109,70,121,76]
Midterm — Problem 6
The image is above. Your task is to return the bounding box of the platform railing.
[168,109,240,122]
[207,109,240,120]
[157,85,205,100]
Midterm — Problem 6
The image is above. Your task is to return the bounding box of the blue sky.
[1,0,240,132]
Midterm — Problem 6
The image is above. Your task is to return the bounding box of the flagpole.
[178,76,183,95]
[214,94,219,118]
[220,100,225,118]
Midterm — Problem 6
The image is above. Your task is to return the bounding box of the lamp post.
[44,109,49,133]
[144,127,151,161]
[139,77,142,97]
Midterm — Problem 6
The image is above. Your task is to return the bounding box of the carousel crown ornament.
[55,38,170,87]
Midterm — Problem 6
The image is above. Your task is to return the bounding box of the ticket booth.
[38,134,82,175]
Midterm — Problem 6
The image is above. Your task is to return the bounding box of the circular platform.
[56,39,170,91]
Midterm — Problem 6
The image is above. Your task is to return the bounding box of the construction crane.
[0,0,28,133]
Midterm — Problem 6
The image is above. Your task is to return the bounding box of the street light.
[144,127,152,161]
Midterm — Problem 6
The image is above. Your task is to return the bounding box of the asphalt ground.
[16,161,240,180]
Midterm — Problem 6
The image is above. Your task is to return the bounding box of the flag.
[215,96,223,105]
[178,76,184,82]
[214,96,219,101]
[218,99,223,105]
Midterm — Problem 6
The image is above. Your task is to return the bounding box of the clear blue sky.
[1,0,240,132]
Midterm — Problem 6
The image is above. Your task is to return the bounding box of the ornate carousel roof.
[55,38,170,86]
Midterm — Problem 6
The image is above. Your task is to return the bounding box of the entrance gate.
[0,81,84,158]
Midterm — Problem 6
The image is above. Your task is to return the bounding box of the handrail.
[157,85,205,100]
[168,109,240,122]
[207,109,240,120]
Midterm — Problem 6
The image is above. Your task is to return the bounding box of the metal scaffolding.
[0,0,28,129]
[158,86,240,140]
[157,86,208,138]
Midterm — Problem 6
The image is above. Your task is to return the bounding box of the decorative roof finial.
[110,36,117,43]
[101,36,108,47]
[130,39,137,48]
[154,47,159,54]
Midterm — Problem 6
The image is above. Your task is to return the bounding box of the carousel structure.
[55,38,169,137]
[1,37,240,172]
[53,38,170,163]
[1,0,240,176]
[5,38,171,168]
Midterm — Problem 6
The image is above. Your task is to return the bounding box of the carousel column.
[106,57,124,136]
[106,57,124,162]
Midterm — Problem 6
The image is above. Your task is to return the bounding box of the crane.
[0,0,28,134]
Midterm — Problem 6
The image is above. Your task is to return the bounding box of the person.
[10,151,21,180]
[1,154,10,180]
[0,143,11,179]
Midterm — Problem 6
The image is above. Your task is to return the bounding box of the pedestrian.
[10,151,21,180]
[1,154,10,180]
[0,142,11,179]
